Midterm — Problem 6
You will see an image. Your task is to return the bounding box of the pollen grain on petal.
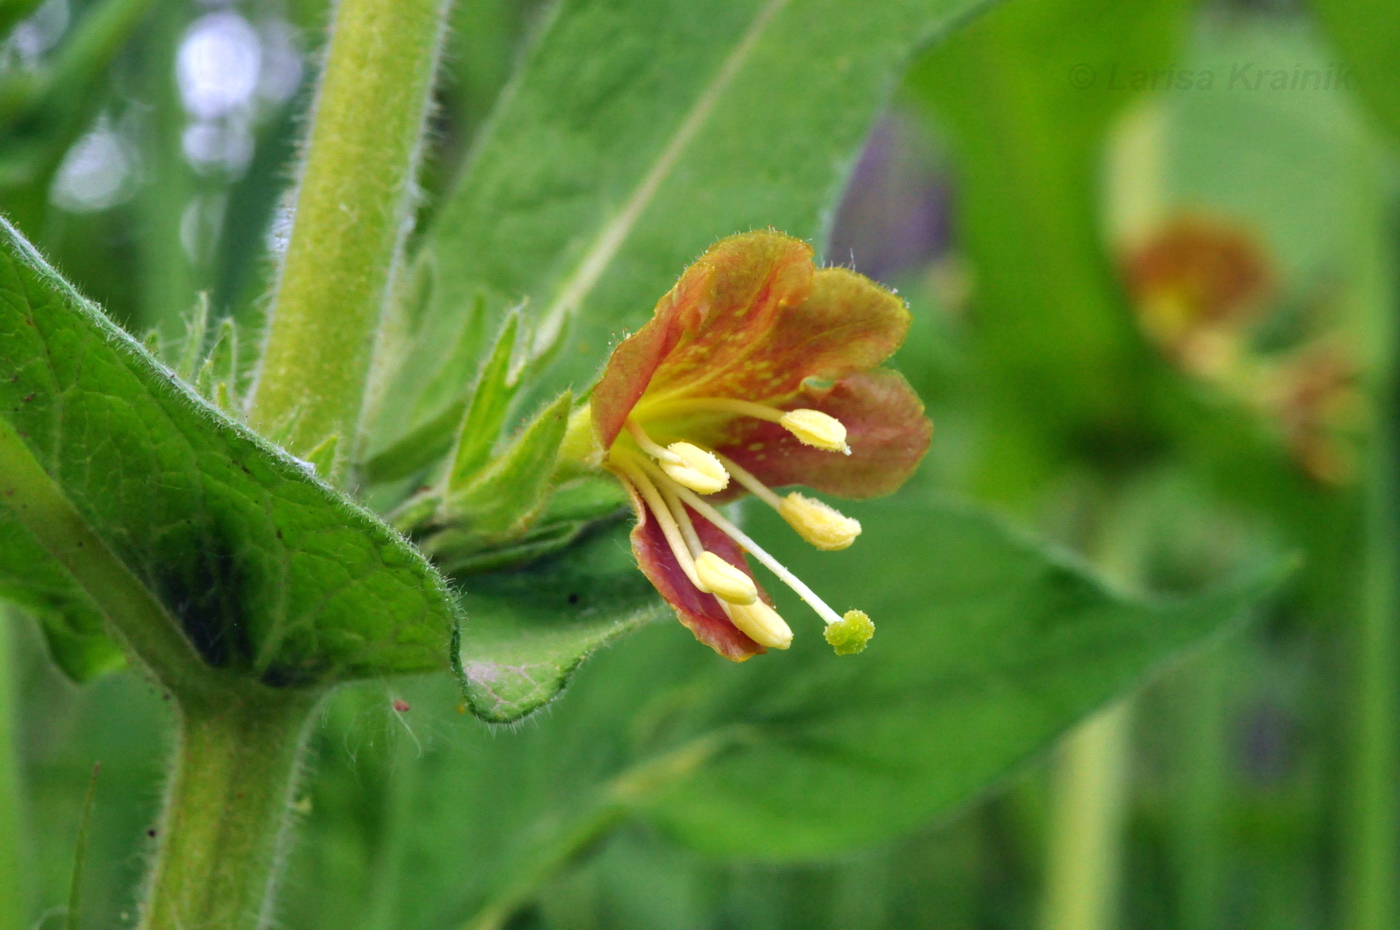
[778,492,862,550]
[695,551,758,605]
[725,600,793,649]
[660,441,729,494]
[779,408,850,454]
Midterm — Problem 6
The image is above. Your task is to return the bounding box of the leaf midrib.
[0,414,214,697]
[527,0,792,354]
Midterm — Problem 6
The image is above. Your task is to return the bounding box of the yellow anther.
[694,551,758,605]
[824,609,874,655]
[779,409,850,454]
[724,599,793,649]
[778,493,862,551]
[661,442,729,494]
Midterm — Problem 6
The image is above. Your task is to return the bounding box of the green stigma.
[825,609,874,656]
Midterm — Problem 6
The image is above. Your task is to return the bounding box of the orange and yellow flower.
[576,231,931,661]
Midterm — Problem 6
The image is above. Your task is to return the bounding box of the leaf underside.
[0,220,458,686]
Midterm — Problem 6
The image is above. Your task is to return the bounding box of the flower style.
[578,231,932,661]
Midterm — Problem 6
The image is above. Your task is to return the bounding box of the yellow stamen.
[722,600,793,649]
[694,551,758,605]
[636,396,851,454]
[660,441,729,494]
[713,452,784,510]
[716,454,861,551]
[639,396,787,422]
[625,419,683,464]
[778,409,850,454]
[778,493,862,550]
[664,478,852,629]
[614,458,702,590]
[654,473,706,558]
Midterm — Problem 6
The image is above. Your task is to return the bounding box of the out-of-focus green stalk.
[1040,495,1145,930]
[0,0,44,41]
[248,0,452,483]
[463,731,739,930]
[1342,221,1398,930]
[1040,700,1133,930]
[1174,647,1230,930]
[0,0,161,239]
[133,0,198,339]
[64,762,100,930]
[0,611,25,930]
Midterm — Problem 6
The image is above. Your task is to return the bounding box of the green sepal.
[361,399,465,483]
[439,389,573,537]
[425,476,630,575]
[445,309,522,486]
[174,293,211,381]
[301,433,340,481]
[195,317,240,412]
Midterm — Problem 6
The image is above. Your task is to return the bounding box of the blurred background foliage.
[3,0,1399,927]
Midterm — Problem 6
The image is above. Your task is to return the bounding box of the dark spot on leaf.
[146,828,157,838]
[152,522,252,670]
[568,593,580,605]
[260,664,321,688]
[20,393,33,402]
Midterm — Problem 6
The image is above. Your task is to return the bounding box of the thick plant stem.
[1040,700,1133,930]
[140,688,320,930]
[249,0,452,483]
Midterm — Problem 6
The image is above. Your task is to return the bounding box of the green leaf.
[0,218,458,688]
[453,516,665,722]
[288,490,1281,927]
[636,493,1282,857]
[369,0,999,456]
[442,389,573,533]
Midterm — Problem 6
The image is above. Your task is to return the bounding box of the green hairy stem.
[249,0,453,484]
[140,690,320,930]
[135,0,454,923]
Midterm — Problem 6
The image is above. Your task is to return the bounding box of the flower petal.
[592,231,812,448]
[716,368,932,499]
[674,264,911,406]
[624,484,766,662]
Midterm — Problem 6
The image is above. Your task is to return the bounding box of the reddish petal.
[673,264,911,406]
[624,484,766,661]
[716,369,932,499]
[593,231,813,447]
